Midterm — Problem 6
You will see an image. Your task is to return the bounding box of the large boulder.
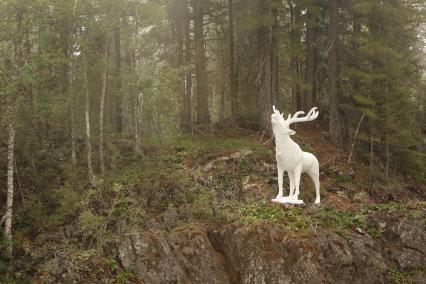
[118,228,230,284]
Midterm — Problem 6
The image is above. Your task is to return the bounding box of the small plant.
[367,227,382,239]
[116,268,136,284]
[105,258,119,273]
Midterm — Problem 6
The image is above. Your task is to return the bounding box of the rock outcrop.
[116,211,425,284]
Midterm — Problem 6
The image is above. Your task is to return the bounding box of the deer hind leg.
[288,170,295,198]
[294,164,303,199]
[307,162,320,204]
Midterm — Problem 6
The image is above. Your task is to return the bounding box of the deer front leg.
[293,164,303,199]
[276,165,284,199]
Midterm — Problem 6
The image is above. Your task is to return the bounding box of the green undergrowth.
[388,264,426,284]
[236,201,424,237]
[6,131,425,282]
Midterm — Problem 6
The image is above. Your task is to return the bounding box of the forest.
[0,0,425,283]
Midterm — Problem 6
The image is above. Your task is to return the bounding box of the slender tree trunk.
[70,0,78,168]
[384,39,390,179]
[193,0,210,124]
[70,62,77,167]
[132,46,141,153]
[305,9,315,110]
[258,0,272,134]
[328,0,343,147]
[99,47,108,176]
[5,9,24,256]
[184,0,192,129]
[176,0,186,129]
[114,23,123,133]
[134,92,141,153]
[271,3,278,106]
[83,55,96,186]
[289,1,302,111]
[229,0,237,121]
[5,101,16,255]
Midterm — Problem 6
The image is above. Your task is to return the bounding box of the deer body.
[271,106,320,204]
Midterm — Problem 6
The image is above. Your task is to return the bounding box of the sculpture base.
[271,197,304,205]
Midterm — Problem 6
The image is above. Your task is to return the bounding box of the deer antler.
[272,105,283,117]
[287,107,318,125]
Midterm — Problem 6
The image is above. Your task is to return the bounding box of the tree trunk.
[328,0,343,147]
[176,0,186,130]
[304,9,315,110]
[229,0,237,121]
[271,3,278,106]
[193,0,210,124]
[5,9,24,256]
[70,61,77,167]
[70,0,78,168]
[114,23,123,133]
[134,91,141,153]
[83,55,96,186]
[99,46,108,176]
[258,0,272,134]
[289,1,302,111]
[5,101,16,255]
[183,0,192,129]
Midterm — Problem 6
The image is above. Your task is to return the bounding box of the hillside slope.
[3,126,425,283]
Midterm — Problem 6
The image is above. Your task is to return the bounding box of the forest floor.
[2,124,426,283]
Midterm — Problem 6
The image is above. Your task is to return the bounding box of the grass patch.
[317,207,367,233]
[239,203,309,231]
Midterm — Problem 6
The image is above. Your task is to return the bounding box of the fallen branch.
[192,126,206,136]
[348,113,365,164]
[320,155,335,169]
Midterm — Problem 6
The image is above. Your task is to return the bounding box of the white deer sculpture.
[271,106,320,205]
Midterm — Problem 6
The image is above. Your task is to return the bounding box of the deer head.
[271,106,319,136]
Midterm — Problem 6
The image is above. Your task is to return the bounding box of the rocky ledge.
[114,210,425,284]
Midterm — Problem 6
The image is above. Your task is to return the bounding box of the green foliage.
[239,203,308,231]
[240,203,285,224]
[388,265,426,284]
[78,210,108,246]
[116,268,137,284]
[318,207,367,233]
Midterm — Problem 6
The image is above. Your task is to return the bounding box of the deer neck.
[276,134,291,144]
[274,131,293,147]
